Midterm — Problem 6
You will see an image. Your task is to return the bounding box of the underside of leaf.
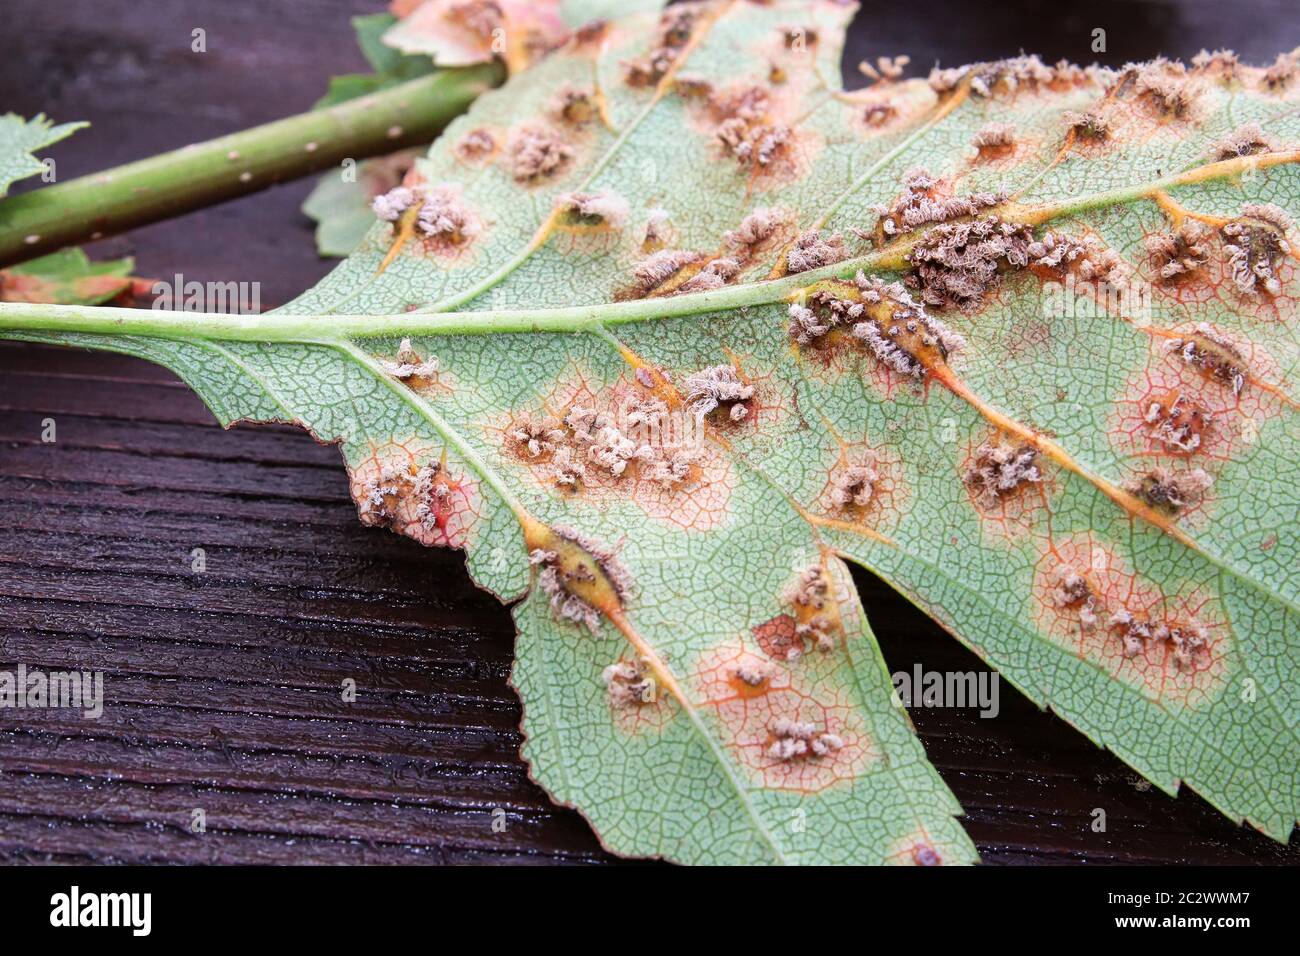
[5,0,1300,864]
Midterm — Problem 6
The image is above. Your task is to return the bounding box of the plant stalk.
[0,65,504,268]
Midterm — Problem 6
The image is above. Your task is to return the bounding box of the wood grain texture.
[2,0,1299,865]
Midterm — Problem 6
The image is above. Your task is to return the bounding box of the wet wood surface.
[1,0,1298,864]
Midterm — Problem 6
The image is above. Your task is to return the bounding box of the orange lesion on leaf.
[452,127,499,164]
[601,653,676,736]
[1141,323,1299,410]
[349,442,482,550]
[810,414,905,539]
[372,176,485,276]
[375,204,421,276]
[886,828,947,866]
[499,368,736,532]
[1110,326,1292,470]
[1033,535,1229,706]
[784,270,1225,549]
[960,429,1056,543]
[694,639,875,793]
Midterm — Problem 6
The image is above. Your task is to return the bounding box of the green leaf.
[6,1,1300,864]
[315,14,436,109]
[0,247,137,305]
[0,112,86,197]
[302,148,423,257]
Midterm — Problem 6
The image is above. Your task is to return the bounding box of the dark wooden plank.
[2,0,1299,866]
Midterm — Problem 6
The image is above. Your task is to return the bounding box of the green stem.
[0,65,504,268]
[0,248,900,342]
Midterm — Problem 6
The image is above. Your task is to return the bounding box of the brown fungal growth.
[351,447,480,550]
[625,248,705,297]
[815,433,903,529]
[1129,466,1214,516]
[372,183,480,251]
[1062,108,1111,143]
[929,55,1091,99]
[885,830,948,865]
[723,207,788,262]
[1221,203,1292,297]
[1209,122,1278,160]
[1034,538,1224,696]
[508,413,566,460]
[862,100,898,127]
[1262,49,1300,91]
[453,127,497,163]
[529,525,631,631]
[602,658,655,707]
[911,844,943,866]
[829,459,879,511]
[766,718,843,760]
[1111,323,1286,466]
[709,84,792,171]
[573,18,608,48]
[1107,611,1210,671]
[682,364,755,422]
[414,184,479,245]
[1144,222,1212,283]
[970,122,1015,160]
[858,55,910,84]
[677,257,741,293]
[1048,561,1103,630]
[400,0,568,75]
[752,614,801,662]
[623,4,699,88]
[1126,58,1198,118]
[671,72,714,100]
[962,437,1043,508]
[791,274,965,380]
[436,0,503,43]
[553,190,630,231]
[506,375,735,531]
[1143,392,1212,454]
[640,208,674,252]
[378,337,441,387]
[785,229,847,274]
[547,85,597,127]
[731,659,774,694]
[870,167,1008,241]
[907,216,1034,311]
[1025,231,1124,287]
[505,123,575,183]
[1192,48,1240,81]
[1166,324,1250,395]
[779,565,841,655]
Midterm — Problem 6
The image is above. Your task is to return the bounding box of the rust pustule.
[1130,466,1213,516]
[1166,325,1249,395]
[526,523,631,630]
[789,274,964,378]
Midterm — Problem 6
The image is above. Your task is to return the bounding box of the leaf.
[302,148,423,257]
[0,112,86,197]
[5,1,1300,863]
[381,0,664,75]
[384,0,569,75]
[314,13,437,109]
[0,248,139,305]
